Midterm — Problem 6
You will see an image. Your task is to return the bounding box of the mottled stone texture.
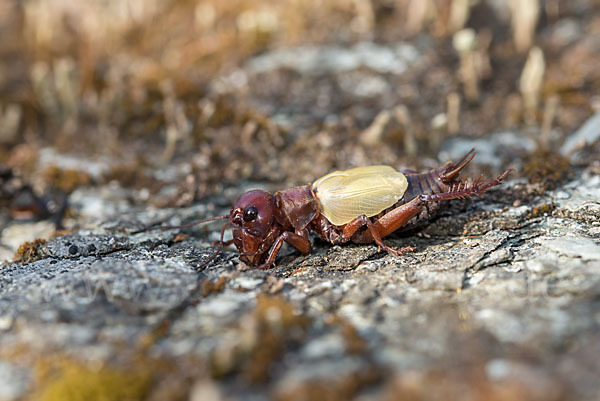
[1,168,599,401]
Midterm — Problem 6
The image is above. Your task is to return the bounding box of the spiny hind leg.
[423,168,514,202]
[341,197,426,255]
[346,168,513,253]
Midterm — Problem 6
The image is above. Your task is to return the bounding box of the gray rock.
[0,360,30,401]
[538,237,600,261]
[439,132,537,168]
[1,157,600,401]
[246,42,421,76]
[561,112,600,156]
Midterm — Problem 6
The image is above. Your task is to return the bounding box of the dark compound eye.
[243,206,258,222]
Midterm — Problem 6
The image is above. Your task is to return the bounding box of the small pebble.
[68,245,79,255]
[0,315,13,331]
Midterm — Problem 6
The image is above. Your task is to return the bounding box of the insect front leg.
[257,229,312,270]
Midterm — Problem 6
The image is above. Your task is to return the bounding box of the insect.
[185,149,512,270]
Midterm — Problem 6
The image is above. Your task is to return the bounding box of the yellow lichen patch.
[42,166,92,193]
[15,346,205,401]
[13,238,47,263]
[36,361,151,401]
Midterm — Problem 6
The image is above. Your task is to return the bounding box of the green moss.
[38,362,151,401]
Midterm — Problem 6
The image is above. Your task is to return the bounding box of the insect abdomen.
[396,171,450,230]
[403,171,446,202]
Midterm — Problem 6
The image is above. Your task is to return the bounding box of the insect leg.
[341,215,415,256]
[422,168,513,202]
[347,196,425,245]
[257,229,312,270]
[365,168,513,240]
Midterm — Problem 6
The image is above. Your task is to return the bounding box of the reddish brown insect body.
[211,149,512,269]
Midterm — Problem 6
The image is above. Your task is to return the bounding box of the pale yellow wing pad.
[313,165,408,226]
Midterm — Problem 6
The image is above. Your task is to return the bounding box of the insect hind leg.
[343,215,415,256]
[422,168,513,202]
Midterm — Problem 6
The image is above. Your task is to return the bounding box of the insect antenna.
[132,214,232,269]
[132,214,230,234]
[198,220,232,270]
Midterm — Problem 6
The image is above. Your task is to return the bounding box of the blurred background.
[1,0,599,215]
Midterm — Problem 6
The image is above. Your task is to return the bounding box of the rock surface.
[3,1,600,400]
[1,160,599,401]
